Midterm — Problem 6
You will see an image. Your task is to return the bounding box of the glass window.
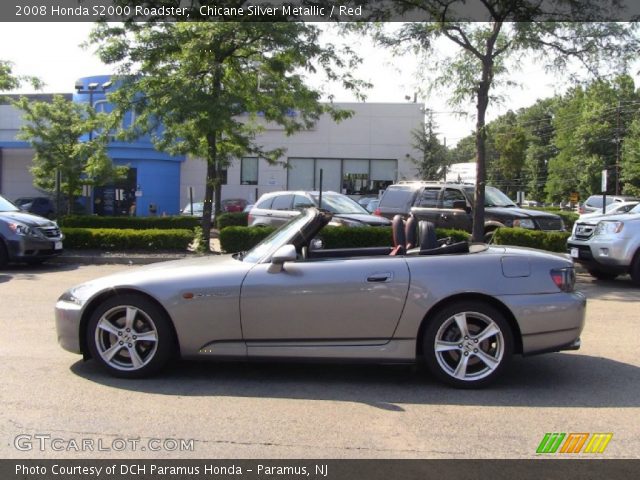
[256,196,274,209]
[271,194,294,210]
[310,193,368,214]
[293,194,314,210]
[370,159,397,181]
[241,157,259,185]
[416,188,440,208]
[288,158,314,190]
[314,159,342,192]
[442,188,467,208]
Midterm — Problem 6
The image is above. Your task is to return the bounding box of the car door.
[409,187,442,224]
[240,256,410,348]
[439,188,473,231]
[269,194,298,226]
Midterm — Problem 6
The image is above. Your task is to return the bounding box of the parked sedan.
[578,201,638,220]
[0,195,64,267]
[248,191,391,227]
[55,208,585,388]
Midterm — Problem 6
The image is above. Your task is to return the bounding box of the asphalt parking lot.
[1,263,639,459]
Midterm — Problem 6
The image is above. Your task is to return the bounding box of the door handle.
[367,272,393,283]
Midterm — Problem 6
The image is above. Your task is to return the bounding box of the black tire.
[0,242,8,268]
[631,251,640,287]
[86,294,176,378]
[423,301,513,389]
[587,269,618,281]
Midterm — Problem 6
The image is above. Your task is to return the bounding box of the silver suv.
[567,203,640,285]
[248,191,391,227]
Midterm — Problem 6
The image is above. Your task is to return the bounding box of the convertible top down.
[55,208,586,388]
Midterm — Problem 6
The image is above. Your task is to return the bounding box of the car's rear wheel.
[587,269,618,281]
[423,302,513,388]
[86,295,175,378]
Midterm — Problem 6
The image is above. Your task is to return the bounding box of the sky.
[0,22,613,147]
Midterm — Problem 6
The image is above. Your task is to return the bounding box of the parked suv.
[374,181,564,240]
[578,194,638,215]
[567,203,640,284]
[0,195,64,267]
[248,191,391,227]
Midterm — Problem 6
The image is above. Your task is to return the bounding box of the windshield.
[630,204,640,214]
[0,195,19,212]
[463,186,517,208]
[242,210,314,263]
[310,193,369,214]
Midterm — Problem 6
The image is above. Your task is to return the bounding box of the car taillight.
[550,267,576,292]
[248,214,253,224]
[373,208,381,216]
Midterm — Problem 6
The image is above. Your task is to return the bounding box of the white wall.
[180,102,423,205]
[0,148,40,200]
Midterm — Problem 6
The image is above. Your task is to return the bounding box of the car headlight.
[58,284,94,306]
[8,222,41,238]
[513,219,536,229]
[594,221,624,235]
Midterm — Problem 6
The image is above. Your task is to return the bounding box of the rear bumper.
[498,291,586,355]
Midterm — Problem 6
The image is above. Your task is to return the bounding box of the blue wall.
[75,75,186,216]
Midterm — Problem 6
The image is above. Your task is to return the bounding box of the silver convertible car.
[55,208,586,388]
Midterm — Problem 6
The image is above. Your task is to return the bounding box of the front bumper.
[567,236,632,272]
[55,300,83,354]
[498,291,586,355]
[7,236,63,262]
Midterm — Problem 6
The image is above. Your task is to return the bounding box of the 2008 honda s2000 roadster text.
[55,208,586,388]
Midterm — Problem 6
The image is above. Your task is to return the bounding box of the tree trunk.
[201,133,217,252]
[472,65,492,243]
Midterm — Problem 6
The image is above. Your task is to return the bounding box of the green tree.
[362,4,638,240]
[487,110,528,198]
[620,118,640,197]
[448,135,476,165]
[0,60,41,93]
[520,99,556,202]
[89,22,365,248]
[411,110,450,180]
[546,75,639,202]
[15,95,125,214]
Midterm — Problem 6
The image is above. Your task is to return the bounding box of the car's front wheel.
[86,295,175,378]
[423,302,513,388]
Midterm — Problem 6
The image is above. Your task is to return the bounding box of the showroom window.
[241,157,259,185]
[287,158,397,194]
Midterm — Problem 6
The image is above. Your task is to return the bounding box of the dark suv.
[374,182,564,240]
[0,195,64,267]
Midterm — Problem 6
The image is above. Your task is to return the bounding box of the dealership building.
[0,75,423,215]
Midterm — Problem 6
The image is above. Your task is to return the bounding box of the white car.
[578,201,638,220]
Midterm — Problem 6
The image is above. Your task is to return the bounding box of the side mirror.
[268,244,297,273]
[452,200,469,211]
[310,238,324,250]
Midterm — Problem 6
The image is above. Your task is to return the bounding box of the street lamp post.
[73,80,112,214]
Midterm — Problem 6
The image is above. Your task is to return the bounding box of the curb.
[49,252,193,266]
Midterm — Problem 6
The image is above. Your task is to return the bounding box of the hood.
[486,206,558,219]
[65,254,253,304]
[577,212,640,225]
[0,210,57,227]
[334,213,392,226]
